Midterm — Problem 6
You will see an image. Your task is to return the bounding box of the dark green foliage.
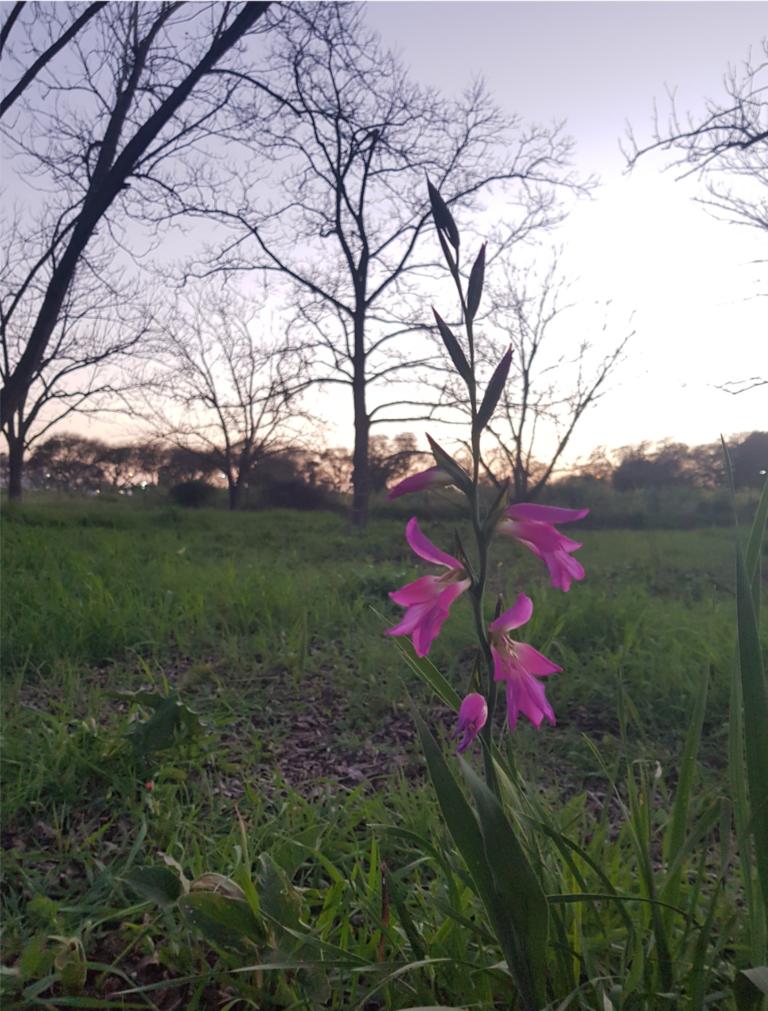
[169,479,218,508]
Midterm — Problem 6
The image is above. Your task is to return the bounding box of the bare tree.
[187,2,590,528]
[625,39,768,232]
[625,40,767,395]
[0,214,153,499]
[433,258,631,501]
[146,287,306,511]
[0,1,271,435]
[1,2,108,118]
[715,376,767,395]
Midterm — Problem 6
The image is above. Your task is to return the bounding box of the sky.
[359,1,767,464]
[10,1,766,469]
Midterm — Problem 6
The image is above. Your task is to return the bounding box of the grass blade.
[735,529,768,931]
[746,473,768,616]
[723,445,768,957]
[661,662,709,919]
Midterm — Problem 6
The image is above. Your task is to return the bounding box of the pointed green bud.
[474,346,513,434]
[433,309,472,386]
[426,434,471,493]
[466,243,486,322]
[427,178,460,250]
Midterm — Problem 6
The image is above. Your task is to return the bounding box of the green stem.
[467,368,500,797]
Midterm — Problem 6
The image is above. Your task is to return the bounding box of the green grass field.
[2,496,766,1009]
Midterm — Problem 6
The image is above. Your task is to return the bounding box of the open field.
[2,496,766,1008]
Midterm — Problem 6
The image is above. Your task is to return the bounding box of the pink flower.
[386,517,471,657]
[452,693,488,754]
[387,466,451,500]
[489,593,561,732]
[497,503,589,592]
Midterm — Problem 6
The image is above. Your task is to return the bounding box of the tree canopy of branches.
[145,288,305,510]
[0,221,155,497]
[192,2,590,528]
[625,40,767,397]
[625,38,768,233]
[0,1,271,497]
[574,432,767,491]
[431,257,631,502]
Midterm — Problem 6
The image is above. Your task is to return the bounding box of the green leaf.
[19,935,52,982]
[124,691,207,757]
[724,444,768,930]
[742,967,768,995]
[123,866,184,909]
[736,530,768,925]
[180,892,265,950]
[432,309,472,386]
[735,966,768,1010]
[383,626,462,712]
[129,695,181,756]
[466,243,486,322]
[474,347,512,434]
[412,711,496,913]
[462,761,549,1009]
[426,434,471,493]
[109,688,167,708]
[412,706,543,1009]
[256,853,303,940]
[190,873,246,901]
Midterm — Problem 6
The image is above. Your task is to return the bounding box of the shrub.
[169,479,217,508]
[263,479,329,511]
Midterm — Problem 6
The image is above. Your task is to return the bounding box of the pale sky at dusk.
[24,1,767,468]
[360,1,767,464]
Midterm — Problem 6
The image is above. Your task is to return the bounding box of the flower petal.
[387,467,450,500]
[386,601,432,638]
[542,551,585,592]
[516,671,556,729]
[514,641,562,675]
[405,517,462,569]
[389,575,443,607]
[508,503,589,523]
[410,579,469,656]
[489,592,533,633]
[502,519,571,552]
[491,645,508,682]
[506,677,521,732]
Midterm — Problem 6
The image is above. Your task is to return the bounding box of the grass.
[1,495,766,1008]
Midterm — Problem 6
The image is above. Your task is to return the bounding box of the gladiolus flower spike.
[385,517,470,657]
[498,502,589,592]
[489,593,561,732]
[452,693,488,755]
[387,466,451,500]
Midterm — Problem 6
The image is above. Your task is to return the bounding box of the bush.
[169,479,217,508]
[262,479,329,511]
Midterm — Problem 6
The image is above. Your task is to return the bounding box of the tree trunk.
[228,477,243,511]
[513,457,529,503]
[349,311,369,531]
[6,431,24,501]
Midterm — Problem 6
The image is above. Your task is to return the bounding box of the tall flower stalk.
[385,182,588,1009]
[388,181,586,794]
